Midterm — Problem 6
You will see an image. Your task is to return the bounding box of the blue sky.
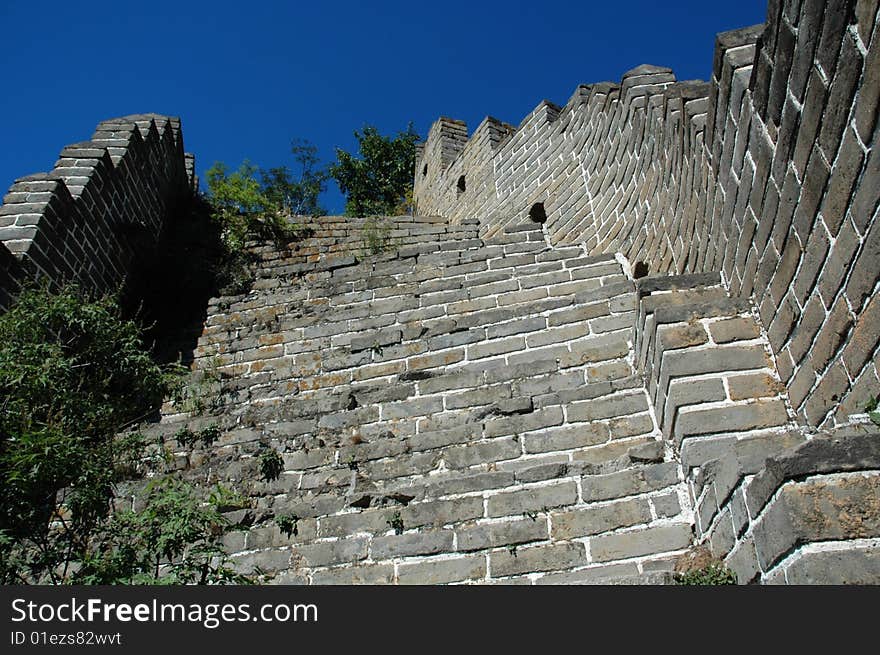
[0,1,768,214]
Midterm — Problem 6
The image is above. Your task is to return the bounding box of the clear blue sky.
[0,0,769,214]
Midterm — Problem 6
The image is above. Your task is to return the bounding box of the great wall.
[0,0,878,584]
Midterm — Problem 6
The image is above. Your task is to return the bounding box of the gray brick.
[371,530,454,559]
[674,399,789,443]
[536,562,639,584]
[291,537,369,567]
[552,498,652,539]
[397,555,486,584]
[456,517,549,551]
[589,523,693,562]
[652,492,682,518]
[485,407,564,437]
[487,481,579,518]
[581,462,680,502]
[523,424,609,453]
[318,509,395,538]
[487,316,547,339]
[311,564,395,584]
[782,546,880,585]
[382,397,444,419]
[425,471,515,498]
[548,301,611,326]
[443,438,522,468]
[568,391,649,422]
[490,542,586,577]
[400,497,485,529]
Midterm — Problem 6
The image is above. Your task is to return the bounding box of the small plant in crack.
[524,510,538,521]
[507,545,518,557]
[276,514,299,538]
[174,424,221,449]
[387,511,404,535]
[866,396,880,426]
[259,447,284,482]
[674,563,736,585]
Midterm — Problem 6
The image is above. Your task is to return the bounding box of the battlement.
[415,0,880,433]
[2,0,879,586]
[0,113,195,308]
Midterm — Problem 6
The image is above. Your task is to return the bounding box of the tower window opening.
[529,202,547,224]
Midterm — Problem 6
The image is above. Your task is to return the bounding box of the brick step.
[195,262,634,373]
[631,270,792,471]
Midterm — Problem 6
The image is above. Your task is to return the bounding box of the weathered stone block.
[552,498,651,539]
[371,530,454,559]
[490,541,586,577]
[397,555,486,584]
[456,517,548,551]
[589,523,693,562]
[581,462,680,502]
[487,481,579,518]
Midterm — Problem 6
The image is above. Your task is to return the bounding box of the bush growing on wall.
[205,138,327,252]
[0,286,246,584]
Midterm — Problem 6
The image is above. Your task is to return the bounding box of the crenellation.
[1,0,877,585]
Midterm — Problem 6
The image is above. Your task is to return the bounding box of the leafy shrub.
[204,161,303,252]
[362,216,393,255]
[866,396,880,426]
[259,448,284,482]
[674,563,737,585]
[74,478,249,584]
[0,286,247,584]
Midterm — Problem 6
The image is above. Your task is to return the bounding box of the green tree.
[329,124,419,217]
[0,286,245,584]
[260,139,328,217]
[205,138,327,252]
[204,161,291,251]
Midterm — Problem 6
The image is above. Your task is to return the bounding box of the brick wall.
[414,0,880,431]
[693,427,880,583]
[0,113,195,306]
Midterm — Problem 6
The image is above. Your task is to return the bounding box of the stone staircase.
[136,214,799,584]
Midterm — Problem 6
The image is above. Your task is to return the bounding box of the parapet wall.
[414,0,880,431]
[0,114,195,308]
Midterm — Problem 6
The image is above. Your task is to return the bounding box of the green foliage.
[260,139,328,217]
[866,396,880,426]
[674,563,737,585]
[205,139,326,255]
[329,124,419,218]
[361,216,393,256]
[207,483,251,512]
[174,424,221,449]
[259,448,284,482]
[166,357,224,415]
[386,511,404,535]
[0,286,248,584]
[74,478,249,585]
[0,286,166,583]
[204,161,300,252]
[276,514,299,538]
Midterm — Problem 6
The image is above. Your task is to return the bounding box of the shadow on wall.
[120,194,228,367]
